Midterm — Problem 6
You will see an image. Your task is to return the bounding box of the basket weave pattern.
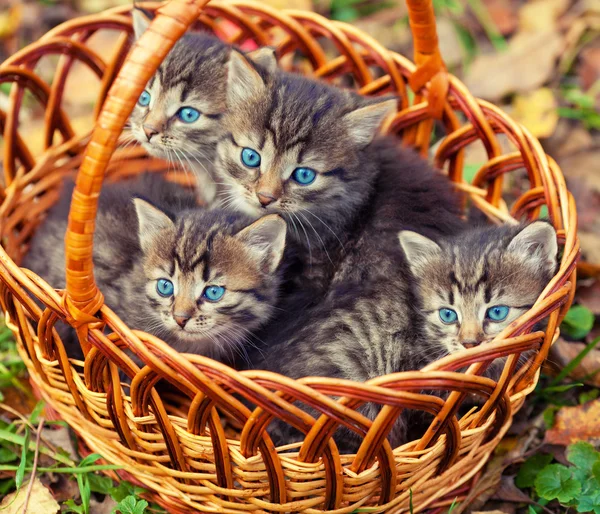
[0,1,579,512]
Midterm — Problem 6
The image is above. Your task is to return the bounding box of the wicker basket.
[0,0,579,512]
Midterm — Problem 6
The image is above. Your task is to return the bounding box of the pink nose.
[257,191,276,206]
[173,314,191,328]
[142,124,159,142]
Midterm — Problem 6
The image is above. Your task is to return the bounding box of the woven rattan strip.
[0,0,578,512]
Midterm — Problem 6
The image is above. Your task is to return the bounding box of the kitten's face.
[400,222,558,356]
[128,11,230,163]
[134,200,286,355]
[215,52,396,226]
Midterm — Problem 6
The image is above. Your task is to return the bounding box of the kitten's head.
[134,199,287,356]
[129,9,276,165]
[215,51,396,231]
[399,222,558,355]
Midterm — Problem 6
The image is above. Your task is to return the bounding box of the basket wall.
[0,1,579,512]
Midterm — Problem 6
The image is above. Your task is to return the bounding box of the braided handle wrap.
[64,0,209,319]
[406,0,448,117]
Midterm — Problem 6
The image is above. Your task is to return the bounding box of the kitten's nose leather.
[174,314,191,328]
[462,340,480,349]
[143,124,159,142]
[257,191,276,206]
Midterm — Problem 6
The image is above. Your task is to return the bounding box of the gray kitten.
[23,174,287,363]
[214,52,465,306]
[258,222,558,452]
[128,9,276,204]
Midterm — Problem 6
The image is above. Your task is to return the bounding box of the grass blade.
[550,337,600,387]
[15,427,30,490]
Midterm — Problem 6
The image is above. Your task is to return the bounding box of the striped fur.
[23,174,286,363]
[214,52,397,298]
[128,9,275,204]
[257,222,557,452]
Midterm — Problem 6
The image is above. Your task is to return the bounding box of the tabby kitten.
[214,51,398,295]
[23,174,287,361]
[257,222,557,452]
[128,9,276,204]
[215,52,465,301]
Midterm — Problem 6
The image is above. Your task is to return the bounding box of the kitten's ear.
[246,47,278,74]
[343,99,397,147]
[236,215,287,273]
[398,231,442,275]
[133,198,174,252]
[507,222,558,273]
[227,51,266,108]
[132,7,152,40]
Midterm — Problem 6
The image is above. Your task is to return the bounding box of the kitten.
[256,222,557,452]
[128,8,276,204]
[23,174,287,362]
[398,221,558,376]
[214,51,463,302]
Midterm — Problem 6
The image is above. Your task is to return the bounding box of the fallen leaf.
[465,30,563,101]
[579,46,600,90]
[545,398,600,445]
[548,338,600,386]
[483,0,519,35]
[0,478,60,514]
[512,88,559,138]
[577,280,600,315]
[473,511,513,514]
[492,475,537,504]
[519,0,570,32]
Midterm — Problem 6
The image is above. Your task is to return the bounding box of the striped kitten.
[214,52,464,303]
[128,9,276,204]
[399,221,558,371]
[23,174,287,362]
[258,222,557,452]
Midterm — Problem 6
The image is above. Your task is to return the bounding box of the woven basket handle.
[64,0,444,317]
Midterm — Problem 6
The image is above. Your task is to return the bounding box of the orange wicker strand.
[0,1,579,512]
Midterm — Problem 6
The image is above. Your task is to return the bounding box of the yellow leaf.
[0,6,21,39]
[0,478,60,514]
[512,88,559,139]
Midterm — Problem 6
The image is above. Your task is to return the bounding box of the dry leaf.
[473,511,515,514]
[512,88,558,138]
[549,338,600,386]
[0,478,60,514]
[484,0,519,35]
[577,280,600,315]
[519,0,570,32]
[579,46,600,90]
[545,398,600,445]
[465,30,563,101]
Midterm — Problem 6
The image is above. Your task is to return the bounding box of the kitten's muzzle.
[143,124,160,142]
[461,340,481,349]
[173,313,191,328]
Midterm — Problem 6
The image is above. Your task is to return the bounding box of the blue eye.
[241,148,261,168]
[203,285,225,302]
[291,167,316,185]
[177,107,200,123]
[138,90,151,107]
[156,278,174,297]
[439,308,458,324]
[486,305,509,322]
